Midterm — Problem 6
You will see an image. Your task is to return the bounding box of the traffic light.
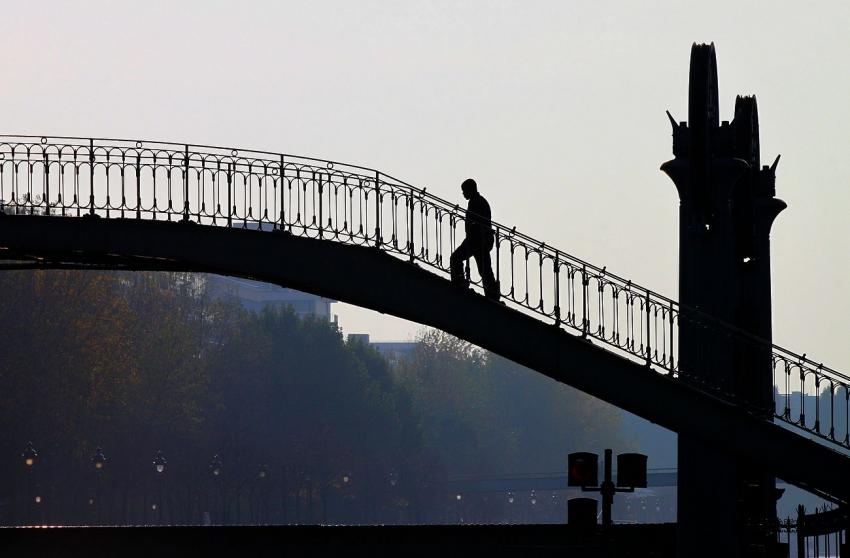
[568,452,598,487]
[616,453,647,488]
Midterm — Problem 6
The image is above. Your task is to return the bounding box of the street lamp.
[92,447,106,471]
[551,493,559,523]
[152,451,166,525]
[386,471,400,523]
[209,455,222,477]
[529,490,538,523]
[22,442,37,469]
[337,472,353,524]
[32,488,43,524]
[209,455,223,524]
[257,464,269,524]
[567,449,647,529]
[91,446,106,524]
[22,442,37,525]
[153,451,167,475]
[507,492,514,524]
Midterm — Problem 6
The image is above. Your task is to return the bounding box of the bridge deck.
[1,215,847,504]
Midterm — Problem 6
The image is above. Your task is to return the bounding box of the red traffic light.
[568,452,598,487]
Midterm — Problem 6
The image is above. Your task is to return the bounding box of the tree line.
[0,270,624,525]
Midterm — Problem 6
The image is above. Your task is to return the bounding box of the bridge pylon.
[661,43,786,557]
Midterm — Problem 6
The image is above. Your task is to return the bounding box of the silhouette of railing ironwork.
[1,135,847,453]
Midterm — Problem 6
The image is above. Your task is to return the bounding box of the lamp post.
[153,450,167,525]
[529,490,538,524]
[567,449,647,532]
[209,455,223,524]
[33,490,42,524]
[388,470,399,524]
[257,464,269,524]
[304,473,313,524]
[455,493,463,524]
[550,492,559,523]
[341,472,352,524]
[91,447,106,524]
[22,442,37,525]
[507,491,514,524]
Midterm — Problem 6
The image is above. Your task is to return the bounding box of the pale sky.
[3,1,849,372]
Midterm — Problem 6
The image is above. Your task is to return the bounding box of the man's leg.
[473,241,499,300]
[450,239,474,285]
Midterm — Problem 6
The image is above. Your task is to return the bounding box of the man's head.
[461,178,477,200]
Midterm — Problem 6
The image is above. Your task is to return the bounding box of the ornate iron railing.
[0,135,847,453]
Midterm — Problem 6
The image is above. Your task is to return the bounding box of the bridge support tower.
[661,43,786,558]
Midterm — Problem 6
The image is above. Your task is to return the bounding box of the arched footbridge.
[0,135,847,503]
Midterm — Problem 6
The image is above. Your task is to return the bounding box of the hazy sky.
[3,1,849,372]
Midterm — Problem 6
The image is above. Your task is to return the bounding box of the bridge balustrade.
[0,134,847,455]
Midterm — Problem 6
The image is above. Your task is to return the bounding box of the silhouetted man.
[450,178,499,300]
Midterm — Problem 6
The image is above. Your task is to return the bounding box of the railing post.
[183,145,190,221]
[669,301,675,372]
[374,170,381,247]
[227,162,233,228]
[408,189,415,261]
[814,375,822,434]
[553,255,561,325]
[829,377,836,440]
[279,155,285,229]
[318,173,324,239]
[797,505,805,558]
[581,264,589,338]
[89,139,95,215]
[136,154,142,219]
[494,228,501,292]
[43,152,49,216]
[645,292,652,366]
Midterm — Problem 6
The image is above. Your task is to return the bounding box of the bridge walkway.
[0,136,847,504]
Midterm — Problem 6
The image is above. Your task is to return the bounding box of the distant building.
[346,333,418,366]
[207,275,337,322]
[371,341,418,365]
[203,221,337,320]
[347,333,371,345]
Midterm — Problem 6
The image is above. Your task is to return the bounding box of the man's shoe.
[451,275,470,288]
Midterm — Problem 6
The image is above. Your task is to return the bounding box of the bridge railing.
[1,135,848,452]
